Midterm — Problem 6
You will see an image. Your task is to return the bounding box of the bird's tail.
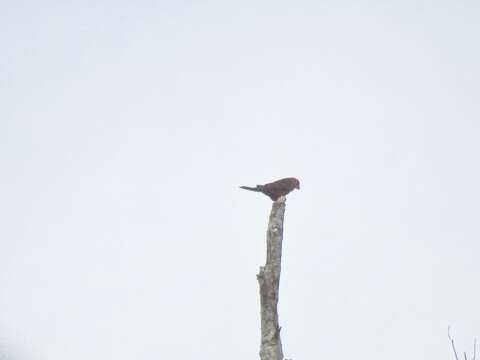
[240,185,262,192]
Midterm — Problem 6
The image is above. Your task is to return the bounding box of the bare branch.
[449,326,460,360]
[472,338,477,360]
[258,198,286,360]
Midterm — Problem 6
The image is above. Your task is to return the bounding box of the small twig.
[472,338,476,360]
[449,326,460,360]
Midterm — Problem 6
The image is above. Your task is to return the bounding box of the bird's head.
[292,178,300,190]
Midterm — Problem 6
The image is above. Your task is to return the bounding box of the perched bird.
[240,177,300,201]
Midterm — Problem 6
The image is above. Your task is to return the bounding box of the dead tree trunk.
[257,196,286,360]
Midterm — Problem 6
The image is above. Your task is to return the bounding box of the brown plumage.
[240,177,300,201]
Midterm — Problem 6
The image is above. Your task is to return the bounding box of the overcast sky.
[1,1,479,359]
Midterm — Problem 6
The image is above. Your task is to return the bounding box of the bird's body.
[240,177,300,201]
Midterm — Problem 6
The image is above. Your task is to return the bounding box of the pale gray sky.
[1,1,479,359]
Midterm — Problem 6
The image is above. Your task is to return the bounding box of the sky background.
[1,1,479,359]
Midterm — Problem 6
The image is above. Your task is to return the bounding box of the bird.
[240,177,300,201]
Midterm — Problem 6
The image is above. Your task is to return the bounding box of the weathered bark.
[257,196,286,360]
